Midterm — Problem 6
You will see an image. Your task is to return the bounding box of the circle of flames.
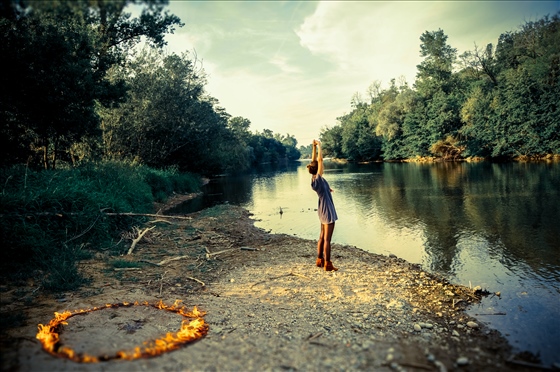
[36,300,208,363]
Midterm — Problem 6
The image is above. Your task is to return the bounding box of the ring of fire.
[36,300,208,363]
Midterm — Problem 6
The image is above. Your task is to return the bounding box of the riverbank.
[1,203,541,371]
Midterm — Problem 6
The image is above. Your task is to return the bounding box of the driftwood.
[127,226,156,255]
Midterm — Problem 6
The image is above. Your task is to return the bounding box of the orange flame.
[36,300,208,363]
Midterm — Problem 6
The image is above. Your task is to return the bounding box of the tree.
[101,49,240,173]
[228,116,252,144]
[416,29,457,92]
[0,0,182,168]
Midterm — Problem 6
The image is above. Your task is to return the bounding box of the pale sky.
[160,1,559,146]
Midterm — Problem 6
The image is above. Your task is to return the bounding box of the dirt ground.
[0,198,543,371]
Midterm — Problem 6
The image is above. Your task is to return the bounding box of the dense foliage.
[0,162,201,290]
[320,15,560,161]
[0,0,300,173]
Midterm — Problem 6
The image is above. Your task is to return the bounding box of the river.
[170,160,560,366]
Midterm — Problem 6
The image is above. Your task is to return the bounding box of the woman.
[307,140,338,271]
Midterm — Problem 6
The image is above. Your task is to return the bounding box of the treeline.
[0,0,300,174]
[321,14,560,161]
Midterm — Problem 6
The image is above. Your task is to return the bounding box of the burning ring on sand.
[36,300,208,363]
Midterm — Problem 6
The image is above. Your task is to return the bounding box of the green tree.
[101,50,240,174]
[320,125,343,158]
[0,0,181,168]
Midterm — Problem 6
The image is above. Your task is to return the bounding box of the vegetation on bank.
[0,0,301,294]
[0,162,200,291]
[318,14,560,162]
[1,0,300,174]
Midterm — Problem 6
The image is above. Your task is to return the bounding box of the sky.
[158,1,559,147]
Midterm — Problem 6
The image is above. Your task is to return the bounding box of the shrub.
[0,161,200,292]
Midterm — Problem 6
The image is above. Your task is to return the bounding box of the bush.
[0,161,200,292]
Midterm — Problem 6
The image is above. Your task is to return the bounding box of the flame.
[36,300,208,363]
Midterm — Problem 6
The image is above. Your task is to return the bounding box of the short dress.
[311,174,338,224]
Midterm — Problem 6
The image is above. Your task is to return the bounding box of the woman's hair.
[307,161,318,175]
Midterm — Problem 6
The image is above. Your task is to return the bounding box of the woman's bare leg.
[322,222,335,262]
[317,224,325,259]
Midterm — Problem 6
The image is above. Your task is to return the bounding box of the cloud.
[161,1,559,145]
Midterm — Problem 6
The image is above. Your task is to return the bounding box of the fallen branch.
[147,219,173,225]
[306,332,323,341]
[158,255,189,266]
[206,247,236,259]
[4,211,193,220]
[127,226,156,255]
[114,267,142,271]
[185,276,205,286]
[64,213,101,244]
[106,212,192,220]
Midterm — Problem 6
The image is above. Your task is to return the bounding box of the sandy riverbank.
[1,204,537,371]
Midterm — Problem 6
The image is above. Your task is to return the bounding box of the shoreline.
[1,204,544,371]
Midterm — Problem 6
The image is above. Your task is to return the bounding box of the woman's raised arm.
[317,141,324,176]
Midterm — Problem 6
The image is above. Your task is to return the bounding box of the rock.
[466,321,479,329]
[414,323,422,332]
[452,330,460,337]
[456,356,469,366]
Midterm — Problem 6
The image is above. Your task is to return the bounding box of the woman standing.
[307,140,338,271]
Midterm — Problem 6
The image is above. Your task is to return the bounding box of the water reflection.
[172,160,560,365]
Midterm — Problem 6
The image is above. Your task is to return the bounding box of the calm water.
[171,161,560,365]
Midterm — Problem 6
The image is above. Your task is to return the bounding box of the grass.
[109,259,145,269]
[0,161,201,292]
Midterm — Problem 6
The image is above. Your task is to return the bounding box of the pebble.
[466,321,479,329]
[456,356,469,366]
[414,323,422,332]
[452,330,460,337]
